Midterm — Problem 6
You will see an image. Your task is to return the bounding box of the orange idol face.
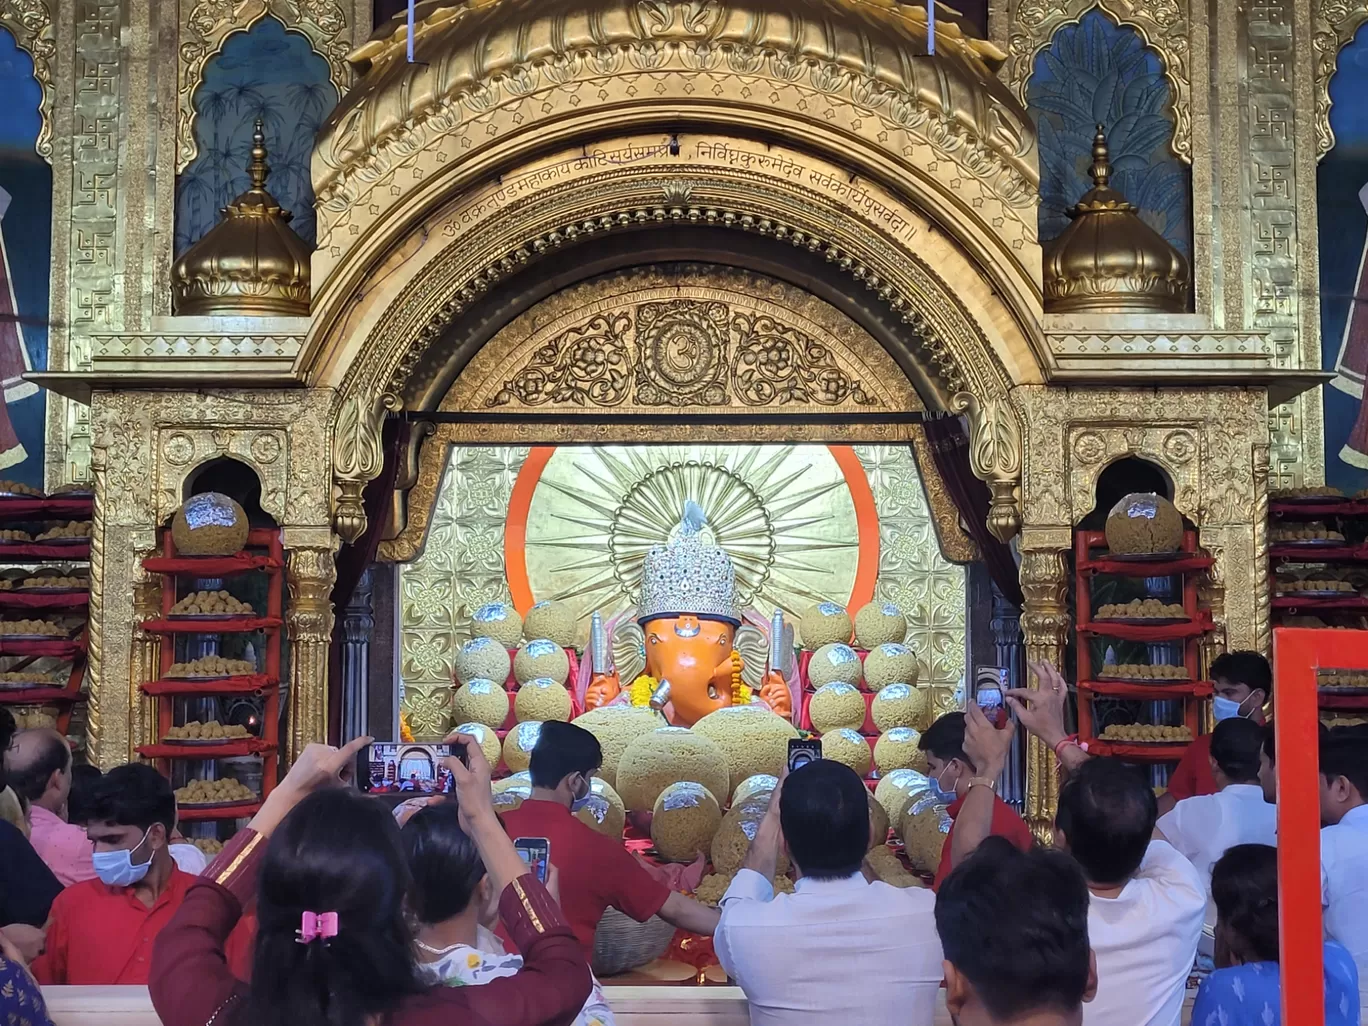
[643,614,737,726]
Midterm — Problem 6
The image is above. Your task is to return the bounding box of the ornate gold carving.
[310,0,1040,300]
[1018,545,1070,837]
[332,395,387,543]
[286,545,337,761]
[465,267,913,416]
[1005,0,1192,163]
[90,332,304,363]
[171,122,312,317]
[952,391,1023,543]
[908,424,979,564]
[178,0,352,171]
[1042,128,1190,314]
[0,0,55,159]
[1314,0,1368,159]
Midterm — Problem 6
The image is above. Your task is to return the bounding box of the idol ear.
[612,620,646,684]
[734,624,768,690]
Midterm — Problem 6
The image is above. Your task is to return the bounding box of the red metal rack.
[0,492,93,735]
[137,527,284,820]
[1074,529,1214,763]
[1268,497,1368,721]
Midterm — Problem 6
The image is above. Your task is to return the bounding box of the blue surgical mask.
[1212,695,1240,722]
[930,767,960,805]
[570,777,594,814]
[92,828,152,887]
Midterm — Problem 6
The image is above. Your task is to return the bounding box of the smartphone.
[513,837,551,883]
[787,738,822,773]
[358,742,458,795]
[975,667,1009,729]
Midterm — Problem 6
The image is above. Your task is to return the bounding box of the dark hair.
[8,730,71,803]
[1321,735,1368,799]
[918,712,970,768]
[1055,758,1156,886]
[1262,721,1329,767]
[90,763,176,833]
[1211,843,1279,964]
[247,789,424,1026]
[778,758,869,879]
[529,720,602,789]
[402,801,486,925]
[936,837,1092,1021]
[67,764,103,827]
[1210,652,1273,699]
[1210,718,1265,784]
[0,707,14,793]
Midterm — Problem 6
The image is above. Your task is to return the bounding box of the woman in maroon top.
[148,734,590,1026]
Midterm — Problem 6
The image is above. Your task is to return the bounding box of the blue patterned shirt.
[1191,942,1360,1026]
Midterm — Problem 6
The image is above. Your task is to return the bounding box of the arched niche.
[176,16,338,255]
[182,455,276,527]
[0,24,52,492]
[1027,8,1193,268]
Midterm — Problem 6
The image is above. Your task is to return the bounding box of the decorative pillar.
[85,445,109,768]
[286,546,338,763]
[129,572,163,751]
[990,584,1026,809]
[1018,542,1071,841]
[341,567,375,740]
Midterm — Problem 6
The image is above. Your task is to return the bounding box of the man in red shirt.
[919,711,1034,890]
[499,720,720,955]
[1160,651,1272,814]
[33,763,193,984]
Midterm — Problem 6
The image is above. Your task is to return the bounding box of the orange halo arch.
[504,444,881,618]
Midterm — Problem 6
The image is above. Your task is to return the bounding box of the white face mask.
[91,827,153,887]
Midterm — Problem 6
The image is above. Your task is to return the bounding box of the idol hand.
[585,671,621,711]
[759,670,792,719]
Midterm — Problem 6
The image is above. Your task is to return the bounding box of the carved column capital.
[285,543,339,761]
[953,391,1024,543]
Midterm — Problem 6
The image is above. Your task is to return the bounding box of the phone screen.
[975,668,1009,728]
[787,738,822,773]
[513,837,551,882]
[359,743,456,795]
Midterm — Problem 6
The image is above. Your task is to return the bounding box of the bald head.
[6,728,71,812]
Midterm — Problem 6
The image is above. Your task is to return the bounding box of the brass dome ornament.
[1043,126,1189,314]
[171,120,312,317]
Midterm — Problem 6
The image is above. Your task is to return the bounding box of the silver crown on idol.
[637,500,740,627]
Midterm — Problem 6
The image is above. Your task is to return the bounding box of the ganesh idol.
[583,501,793,726]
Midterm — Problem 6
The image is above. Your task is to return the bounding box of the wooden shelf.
[0,591,89,610]
[0,685,83,704]
[0,637,82,658]
[138,739,275,760]
[1079,680,1213,700]
[177,802,261,821]
[141,553,282,577]
[1271,596,1368,612]
[1270,498,1368,519]
[1077,618,1211,642]
[0,496,93,520]
[0,542,90,562]
[141,616,282,634]
[1087,740,1192,762]
[140,675,276,697]
[1317,691,1368,711]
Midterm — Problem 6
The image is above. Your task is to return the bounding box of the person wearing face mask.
[1318,732,1368,1014]
[31,763,191,985]
[917,711,1034,890]
[497,720,719,957]
[1159,652,1271,815]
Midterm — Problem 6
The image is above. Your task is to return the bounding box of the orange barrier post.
[1272,627,1368,1026]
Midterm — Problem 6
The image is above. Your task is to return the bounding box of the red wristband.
[1053,735,1087,758]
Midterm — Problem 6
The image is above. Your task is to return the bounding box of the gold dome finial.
[171,119,312,317]
[1043,123,1189,314]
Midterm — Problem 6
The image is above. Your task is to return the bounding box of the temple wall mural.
[1028,10,1192,267]
[0,27,50,488]
[1318,20,1368,493]
[175,17,337,255]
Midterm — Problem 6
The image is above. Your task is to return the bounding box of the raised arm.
[1007,662,1090,776]
[948,701,1016,869]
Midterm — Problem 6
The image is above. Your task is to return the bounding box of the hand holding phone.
[513,837,551,883]
[787,738,822,773]
[358,743,456,795]
[975,667,1010,729]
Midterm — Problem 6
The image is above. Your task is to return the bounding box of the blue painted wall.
[1028,10,1191,262]
[175,17,337,256]
[1319,21,1368,493]
[0,28,50,489]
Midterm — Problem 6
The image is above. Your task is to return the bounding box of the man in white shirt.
[962,662,1206,1026]
[1155,716,1277,954]
[713,759,943,1026]
[1320,732,1368,1010]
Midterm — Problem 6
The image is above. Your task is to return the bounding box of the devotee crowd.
[0,651,1364,1026]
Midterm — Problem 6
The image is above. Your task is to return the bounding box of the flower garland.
[626,654,753,709]
[399,711,415,743]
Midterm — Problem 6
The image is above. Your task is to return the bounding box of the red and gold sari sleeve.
[203,828,268,907]
[498,873,569,951]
